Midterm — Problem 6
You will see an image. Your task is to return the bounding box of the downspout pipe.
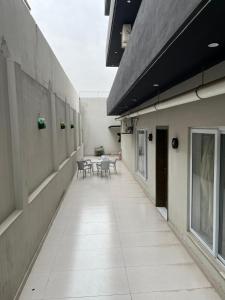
[117,76,225,120]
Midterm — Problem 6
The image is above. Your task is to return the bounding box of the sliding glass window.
[137,129,147,179]
[191,131,216,250]
[190,129,225,266]
[219,134,225,263]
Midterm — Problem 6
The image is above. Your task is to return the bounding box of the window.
[219,134,225,263]
[137,129,147,179]
[190,129,225,265]
[190,130,216,251]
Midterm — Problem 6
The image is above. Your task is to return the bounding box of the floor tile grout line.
[131,286,215,295]
[40,292,131,299]
[112,193,133,300]
[38,163,127,299]
[20,161,218,300]
[32,262,198,276]
[113,163,204,299]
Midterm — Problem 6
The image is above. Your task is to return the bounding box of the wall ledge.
[28,172,57,204]
[59,157,71,170]
[71,150,77,157]
[14,193,65,300]
[0,210,23,237]
[14,147,83,300]
[28,148,82,205]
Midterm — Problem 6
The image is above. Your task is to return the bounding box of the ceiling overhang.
[106,0,142,67]
[107,0,225,115]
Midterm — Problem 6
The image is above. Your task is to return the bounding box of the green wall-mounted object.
[37,117,47,130]
[60,122,66,129]
[71,124,74,129]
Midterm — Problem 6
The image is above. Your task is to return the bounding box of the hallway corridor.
[19,161,221,300]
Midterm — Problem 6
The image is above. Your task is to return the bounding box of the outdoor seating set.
[77,156,118,178]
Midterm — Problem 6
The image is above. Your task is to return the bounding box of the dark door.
[156,128,168,208]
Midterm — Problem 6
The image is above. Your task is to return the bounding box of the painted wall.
[0,0,78,109]
[56,96,68,165]
[0,56,15,224]
[0,1,83,300]
[20,70,54,194]
[121,94,225,298]
[81,97,121,155]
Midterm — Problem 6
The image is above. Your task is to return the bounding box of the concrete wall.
[69,108,75,152]
[20,70,54,194]
[0,1,83,300]
[121,94,225,298]
[56,96,68,165]
[0,0,78,109]
[81,97,121,155]
[0,56,15,224]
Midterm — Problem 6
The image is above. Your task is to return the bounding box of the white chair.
[109,158,118,173]
[101,155,109,161]
[77,160,92,178]
[84,159,93,172]
[96,160,111,177]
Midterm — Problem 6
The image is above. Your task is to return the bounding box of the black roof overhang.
[106,0,142,67]
[108,0,225,115]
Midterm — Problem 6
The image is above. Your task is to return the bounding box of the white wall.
[0,0,79,109]
[121,94,225,298]
[81,97,121,155]
[0,1,83,300]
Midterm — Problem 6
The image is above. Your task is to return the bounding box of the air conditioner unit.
[121,24,132,49]
[121,118,134,134]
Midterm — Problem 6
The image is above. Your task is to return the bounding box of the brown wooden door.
[156,129,168,208]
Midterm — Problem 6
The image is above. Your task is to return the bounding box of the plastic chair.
[109,158,118,173]
[101,155,109,161]
[96,160,111,177]
[84,159,93,172]
[77,160,92,178]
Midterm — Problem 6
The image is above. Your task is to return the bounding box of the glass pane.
[137,130,146,178]
[191,133,215,249]
[219,134,225,260]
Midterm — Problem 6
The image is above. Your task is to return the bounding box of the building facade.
[105,0,225,298]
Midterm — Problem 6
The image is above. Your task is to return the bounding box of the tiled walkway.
[19,161,221,300]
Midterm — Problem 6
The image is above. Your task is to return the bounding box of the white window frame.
[189,128,221,259]
[136,129,148,180]
[218,130,225,265]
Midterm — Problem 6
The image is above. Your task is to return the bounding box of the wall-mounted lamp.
[117,133,121,143]
[148,133,153,141]
[60,122,66,129]
[37,117,46,130]
[71,124,74,129]
[172,138,179,149]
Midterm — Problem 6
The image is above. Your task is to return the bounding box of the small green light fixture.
[71,124,74,129]
[60,122,66,129]
[37,117,47,130]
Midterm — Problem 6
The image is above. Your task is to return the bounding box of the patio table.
[91,159,102,173]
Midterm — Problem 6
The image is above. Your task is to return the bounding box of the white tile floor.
[19,161,221,300]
